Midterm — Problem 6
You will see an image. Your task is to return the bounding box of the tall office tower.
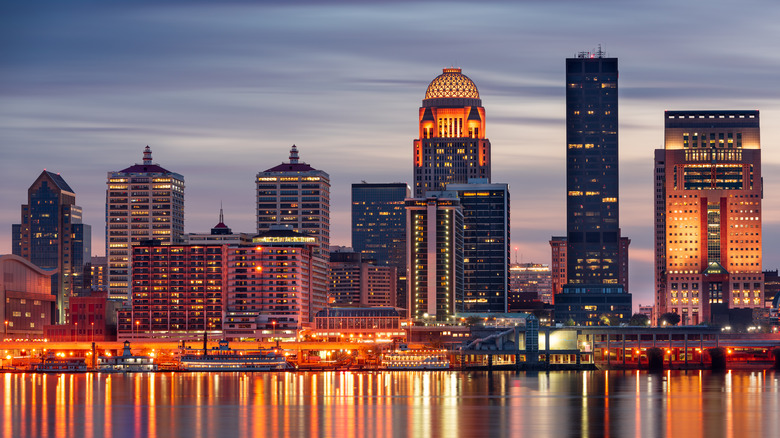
[446,180,509,313]
[88,256,108,292]
[256,145,330,256]
[106,146,184,302]
[549,236,567,300]
[413,68,491,197]
[405,192,464,322]
[351,182,410,308]
[12,170,91,323]
[223,226,319,340]
[116,242,225,339]
[655,111,764,325]
[510,263,553,305]
[329,247,397,307]
[565,50,624,289]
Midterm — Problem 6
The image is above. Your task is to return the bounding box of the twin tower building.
[14,53,765,334]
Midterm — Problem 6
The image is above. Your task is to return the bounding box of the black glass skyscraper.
[565,52,621,288]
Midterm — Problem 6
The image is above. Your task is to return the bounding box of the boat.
[97,341,157,372]
[34,353,88,373]
[179,339,291,371]
[383,344,450,370]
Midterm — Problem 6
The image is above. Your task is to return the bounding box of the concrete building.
[655,110,764,325]
[117,242,225,340]
[329,247,397,308]
[223,226,321,340]
[447,181,509,313]
[413,68,491,197]
[106,146,185,302]
[12,170,91,323]
[44,291,117,342]
[0,254,56,338]
[405,192,464,322]
[549,236,567,300]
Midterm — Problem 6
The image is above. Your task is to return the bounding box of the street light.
[91,322,94,342]
[4,320,8,339]
[135,320,140,339]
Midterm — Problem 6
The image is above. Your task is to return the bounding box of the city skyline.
[4,1,780,309]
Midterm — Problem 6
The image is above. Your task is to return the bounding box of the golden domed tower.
[413,67,490,197]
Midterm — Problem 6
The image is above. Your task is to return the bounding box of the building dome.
[424,68,480,100]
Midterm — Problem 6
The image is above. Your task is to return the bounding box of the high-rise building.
[405,192,464,322]
[655,110,764,324]
[555,50,631,325]
[549,236,567,300]
[223,226,320,340]
[106,146,184,302]
[446,180,509,313]
[255,146,329,322]
[12,170,91,323]
[329,247,397,308]
[351,182,409,308]
[117,242,225,339]
[510,263,552,305]
[413,68,491,197]
[256,145,330,256]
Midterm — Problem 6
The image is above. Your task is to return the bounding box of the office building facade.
[405,192,464,322]
[329,247,397,308]
[510,263,552,305]
[447,181,509,313]
[655,111,764,324]
[106,146,185,302]
[12,170,91,323]
[413,68,491,197]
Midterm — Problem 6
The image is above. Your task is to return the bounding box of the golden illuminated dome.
[424,68,480,100]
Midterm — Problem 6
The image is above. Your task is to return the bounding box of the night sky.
[3,1,780,308]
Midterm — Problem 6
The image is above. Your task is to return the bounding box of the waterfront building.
[223,226,321,340]
[510,263,552,305]
[44,291,117,342]
[555,50,631,324]
[0,254,56,338]
[405,192,464,322]
[117,242,225,340]
[12,170,91,323]
[312,307,404,341]
[655,110,764,325]
[351,182,409,308]
[106,146,184,302]
[329,247,397,307]
[447,181,509,313]
[413,68,490,197]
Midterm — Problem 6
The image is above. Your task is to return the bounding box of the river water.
[2,370,778,438]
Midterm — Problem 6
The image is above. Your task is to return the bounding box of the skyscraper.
[257,145,330,256]
[256,145,329,320]
[555,50,631,325]
[413,68,490,197]
[13,170,91,323]
[655,111,763,324]
[351,182,409,308]
[446,180,509,313]
[106,146,185,301]
[405,192,464,322]
[564,50,623,288]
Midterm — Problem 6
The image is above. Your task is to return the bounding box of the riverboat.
[383,345,450,370]
[97,341,157,372]
[34,353,88,373]
[179,340,291,371]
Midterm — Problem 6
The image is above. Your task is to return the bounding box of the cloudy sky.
[3,0,780,307]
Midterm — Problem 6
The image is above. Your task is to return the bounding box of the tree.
[598,314,612,326]
[563,318,577,327]
[628,313,650,326]
[659,312,681,326]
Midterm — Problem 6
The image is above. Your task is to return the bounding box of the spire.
[219,201,224,224]
[143,145,153,165]
[289,145,299,164]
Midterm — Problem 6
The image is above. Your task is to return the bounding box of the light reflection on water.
[1,370,778,438]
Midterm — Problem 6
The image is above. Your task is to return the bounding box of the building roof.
[41,171,75,193]
[424,68,480,100]
[263,144,321,173]
[315,307,400,318]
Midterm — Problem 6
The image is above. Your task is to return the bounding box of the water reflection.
[0,370,778,438]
